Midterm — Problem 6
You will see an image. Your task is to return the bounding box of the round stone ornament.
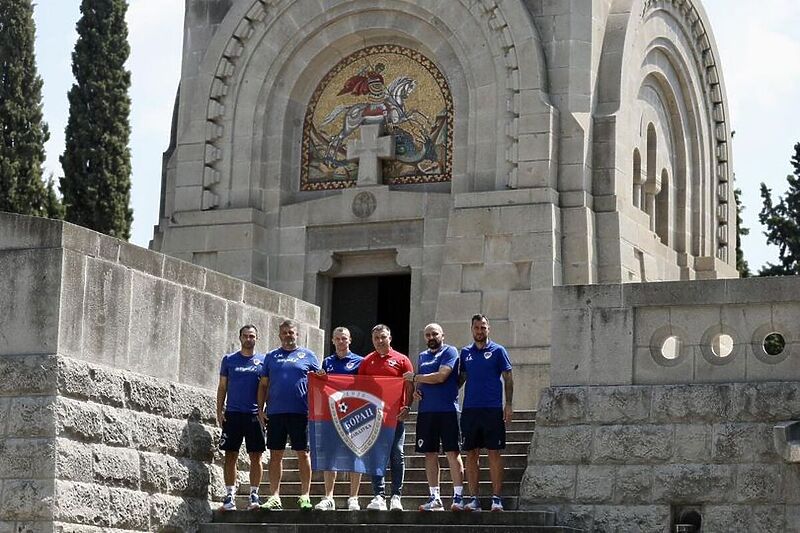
[352,191,377,218]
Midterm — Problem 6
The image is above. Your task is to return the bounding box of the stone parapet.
[0,212,323,385]
[551,278,800,386]
[0,213,321,532]
[522,382,800,531]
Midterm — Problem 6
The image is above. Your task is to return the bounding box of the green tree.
[0,0,62,218]
[758,143,800,276]
[60,0,132,239]
[734,186,750,277]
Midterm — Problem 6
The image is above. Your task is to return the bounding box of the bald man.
[411,323,465,511]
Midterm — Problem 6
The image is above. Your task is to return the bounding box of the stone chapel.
[151,0,738,405]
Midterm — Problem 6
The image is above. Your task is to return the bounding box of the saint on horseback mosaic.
[301,45,453,190]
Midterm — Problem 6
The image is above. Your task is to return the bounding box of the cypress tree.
[734,187,750,277]
[758,143,800,276]
[60,0,132,239]
[0,0,61,217]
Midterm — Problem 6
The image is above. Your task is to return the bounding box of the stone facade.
[151,0,738,404]
[1,354,219,532]
[522,279,800,531]
[524,382,800,532]
[0,213,322,532]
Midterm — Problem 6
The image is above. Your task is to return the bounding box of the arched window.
[645,124,659,230]
[656,168,669,245]
[633,148,643,209]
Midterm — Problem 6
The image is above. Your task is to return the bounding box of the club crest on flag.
[328,390,384,457]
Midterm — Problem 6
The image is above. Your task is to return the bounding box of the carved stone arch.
[177,0,293,211]
[183,0,554,214]
[639,47,699,255]
[595,0,734,268]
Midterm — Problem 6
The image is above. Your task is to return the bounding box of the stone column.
[645,175,661,232]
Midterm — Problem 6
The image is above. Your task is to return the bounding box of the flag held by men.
[309,373,404,475]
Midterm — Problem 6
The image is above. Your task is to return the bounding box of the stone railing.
[550,277,800,386]
[0,213,323,532]
[521,276,800,531]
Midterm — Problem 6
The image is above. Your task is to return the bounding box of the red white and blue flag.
[308,374,404,476]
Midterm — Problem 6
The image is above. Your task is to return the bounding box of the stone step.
[209,509,556,526]
[404,420,536,430]
[405,441,532,454]
[202,524,580,532]
[266,466,525,483]
[233,494,522,511]
[206,510,575,533]
[404,410,537,422]
[247,478,521,495]
[403,429,534,441]
[268,441,531,459]
[277,453,529,470]
[236,481,519,511]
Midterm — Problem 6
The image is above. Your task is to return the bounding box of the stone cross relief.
[346,123,395,186]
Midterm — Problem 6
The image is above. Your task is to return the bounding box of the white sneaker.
[221,493,236,511]
[451,494,465,511]
[347,496,360,511]
[247,493,261,510]
[389,494,403,511]
[314,497,335,511]
[464,496,481,512]
[418,495,444,511]
[367,495,387,510]
[490,496,504,512]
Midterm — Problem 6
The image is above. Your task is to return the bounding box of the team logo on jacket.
[329,390,384,457]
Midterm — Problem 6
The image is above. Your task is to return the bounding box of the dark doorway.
[330,275,411,357]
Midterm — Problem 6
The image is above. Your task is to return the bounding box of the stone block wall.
[52,356,220,532]
[0,353,57,533]
[522,275,800,531]
[522,381,800,531]
[0,213,322,532]
[0,353,220,532]
[436,192,561,407]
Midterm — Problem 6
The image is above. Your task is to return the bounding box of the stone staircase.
[201,510,583,532]
[205,410,582,531]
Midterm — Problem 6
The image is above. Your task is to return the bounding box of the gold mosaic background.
[301,45,453,190]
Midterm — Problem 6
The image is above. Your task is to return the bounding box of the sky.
[31,1,800,272]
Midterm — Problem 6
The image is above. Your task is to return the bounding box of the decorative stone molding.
[641,0,732,262]
[200,0,547,205]
[203,0,280,209]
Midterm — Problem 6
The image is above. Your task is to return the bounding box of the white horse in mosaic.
[320,76,429,161]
